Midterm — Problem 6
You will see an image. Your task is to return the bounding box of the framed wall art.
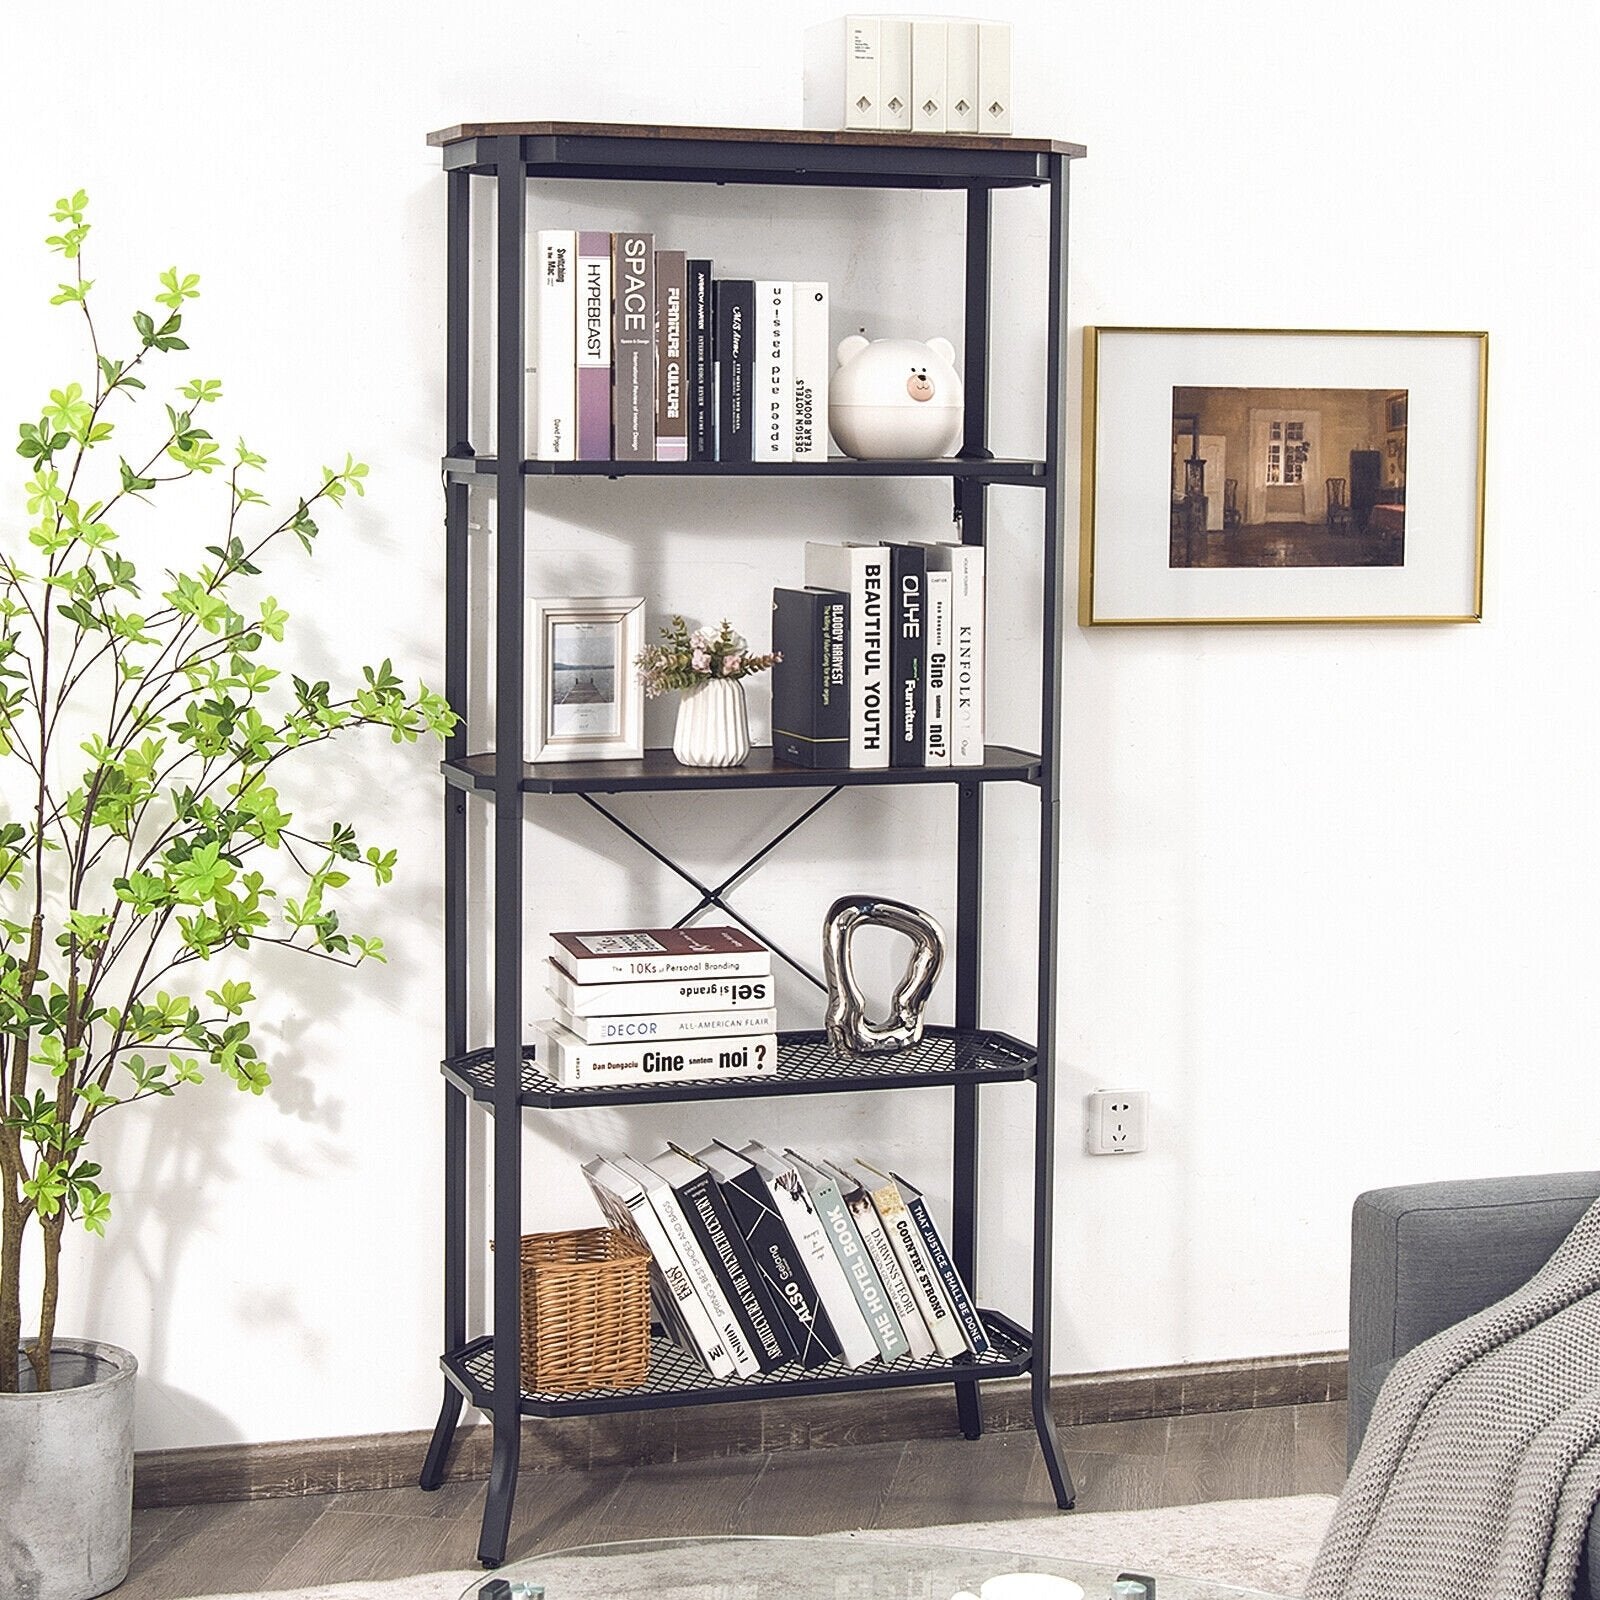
[1080,327,1487,625]
[525,596,645,762]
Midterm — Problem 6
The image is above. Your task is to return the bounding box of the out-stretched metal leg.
[1033,1372,1075,1508]
[477,1414,519,1567]
[420,1385,464,1490]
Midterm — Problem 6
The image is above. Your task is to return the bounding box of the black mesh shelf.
[442,1026,1036,1109]
[441,1309,1033,1418]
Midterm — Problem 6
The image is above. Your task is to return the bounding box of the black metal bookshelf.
[420,119,1083,1567]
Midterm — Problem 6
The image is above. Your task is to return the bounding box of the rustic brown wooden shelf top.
[427,120,1086,158]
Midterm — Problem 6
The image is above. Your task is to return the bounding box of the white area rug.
[175,1495,1335,1600]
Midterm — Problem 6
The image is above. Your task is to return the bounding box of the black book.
[645,1146,791,1371]
[687,259,715,462]
[713,278,754,462]
[770,586,850,770]
[882,542,926,768]
[697,1141,843,1368]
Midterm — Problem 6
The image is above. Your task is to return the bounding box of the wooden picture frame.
[1080,327,1487,625]
[526,596,645,762]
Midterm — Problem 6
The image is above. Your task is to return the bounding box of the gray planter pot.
[1,1339,138,1600]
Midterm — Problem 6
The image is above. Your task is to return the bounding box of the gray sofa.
[1349,1170,1600,1598]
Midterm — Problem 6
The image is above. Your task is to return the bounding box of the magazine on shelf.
[739,1141,880,1367]
[610,1153,760,1376]
[547,961,775,1017]
[785,1149,911,1363]
[823,1158,934,1360]
[855,1159,968,1359]
[612,231,655,462]
[536,1021,777,1087]
[697,1141,842,1368]
[646,1147,792,1372]
[802,541,888,769]
[550,926,771,983]
[551,1003,777,1045]
[576,230,613,460]
[582,1155,736,1378]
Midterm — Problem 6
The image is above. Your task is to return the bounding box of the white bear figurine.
[828,334,964,460]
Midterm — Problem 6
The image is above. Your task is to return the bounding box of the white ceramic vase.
[672,677,750,767]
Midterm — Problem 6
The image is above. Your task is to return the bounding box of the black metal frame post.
[482,143,528,1566]
[422,164,474,1495]
[951,179,993,1443]
[1031,152,1075,1510]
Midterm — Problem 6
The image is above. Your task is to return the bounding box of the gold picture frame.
[1079,327,1488,626]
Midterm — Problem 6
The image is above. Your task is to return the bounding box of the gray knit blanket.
[1307,1195,1600,1599]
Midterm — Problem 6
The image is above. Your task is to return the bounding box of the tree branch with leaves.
[0,192,455,1392]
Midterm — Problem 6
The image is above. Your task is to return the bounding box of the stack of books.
[582,1141,990,1381]
[530,232,830,466]
[538,925,778,1087]
[803,16,1013,135]
[771,539,985,771]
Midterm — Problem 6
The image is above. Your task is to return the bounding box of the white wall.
[3,0,1597,1451]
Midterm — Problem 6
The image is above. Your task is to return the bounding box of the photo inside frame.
[549,618,620,739]
[1169,385,1408,570]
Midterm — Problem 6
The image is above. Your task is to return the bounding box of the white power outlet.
[1085,1089,1149,1155]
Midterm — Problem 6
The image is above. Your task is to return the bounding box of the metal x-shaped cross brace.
[577,787,844,992]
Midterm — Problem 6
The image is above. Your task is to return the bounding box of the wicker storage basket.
[506,1227,652,1392]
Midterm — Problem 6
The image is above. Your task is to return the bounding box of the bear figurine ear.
[836,333,871,367]
[928,337,957,367]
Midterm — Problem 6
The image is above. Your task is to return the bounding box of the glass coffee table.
[461,1533,1290,1599]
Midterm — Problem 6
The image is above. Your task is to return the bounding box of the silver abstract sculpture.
[822,895,946,1056]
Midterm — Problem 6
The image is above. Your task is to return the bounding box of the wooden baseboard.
[132,1350,1347,1509]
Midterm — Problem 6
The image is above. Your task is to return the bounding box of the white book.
[754,281,793,463]
[945,20,979,132]
[878,16,913,131]
[610,1153,761,1376]
[791,282,830,463]
[740,1142,878,1369]
[785,1150,913,1364]
[824,1158,934,1360]
[922,568,951,766]
[977,20,1013,135]
[536,1021,777,1087]
[803,541,890,768]
[533,229,576,460]
[918,541,985,765]
[583,1156,736,1379]
[911,19,948,133]
[856,1159,967,1359]
[553,1002,778,1044]
[803,15,881,130]
[547,960,775,1018]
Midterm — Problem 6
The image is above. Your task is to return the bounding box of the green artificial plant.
[0,193,454,1392]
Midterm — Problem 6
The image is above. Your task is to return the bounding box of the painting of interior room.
[1170,386,1408,569]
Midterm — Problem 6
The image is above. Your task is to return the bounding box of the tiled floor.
[117,1400,1347,1597]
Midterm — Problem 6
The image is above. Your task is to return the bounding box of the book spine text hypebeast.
[576,230,613,459]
